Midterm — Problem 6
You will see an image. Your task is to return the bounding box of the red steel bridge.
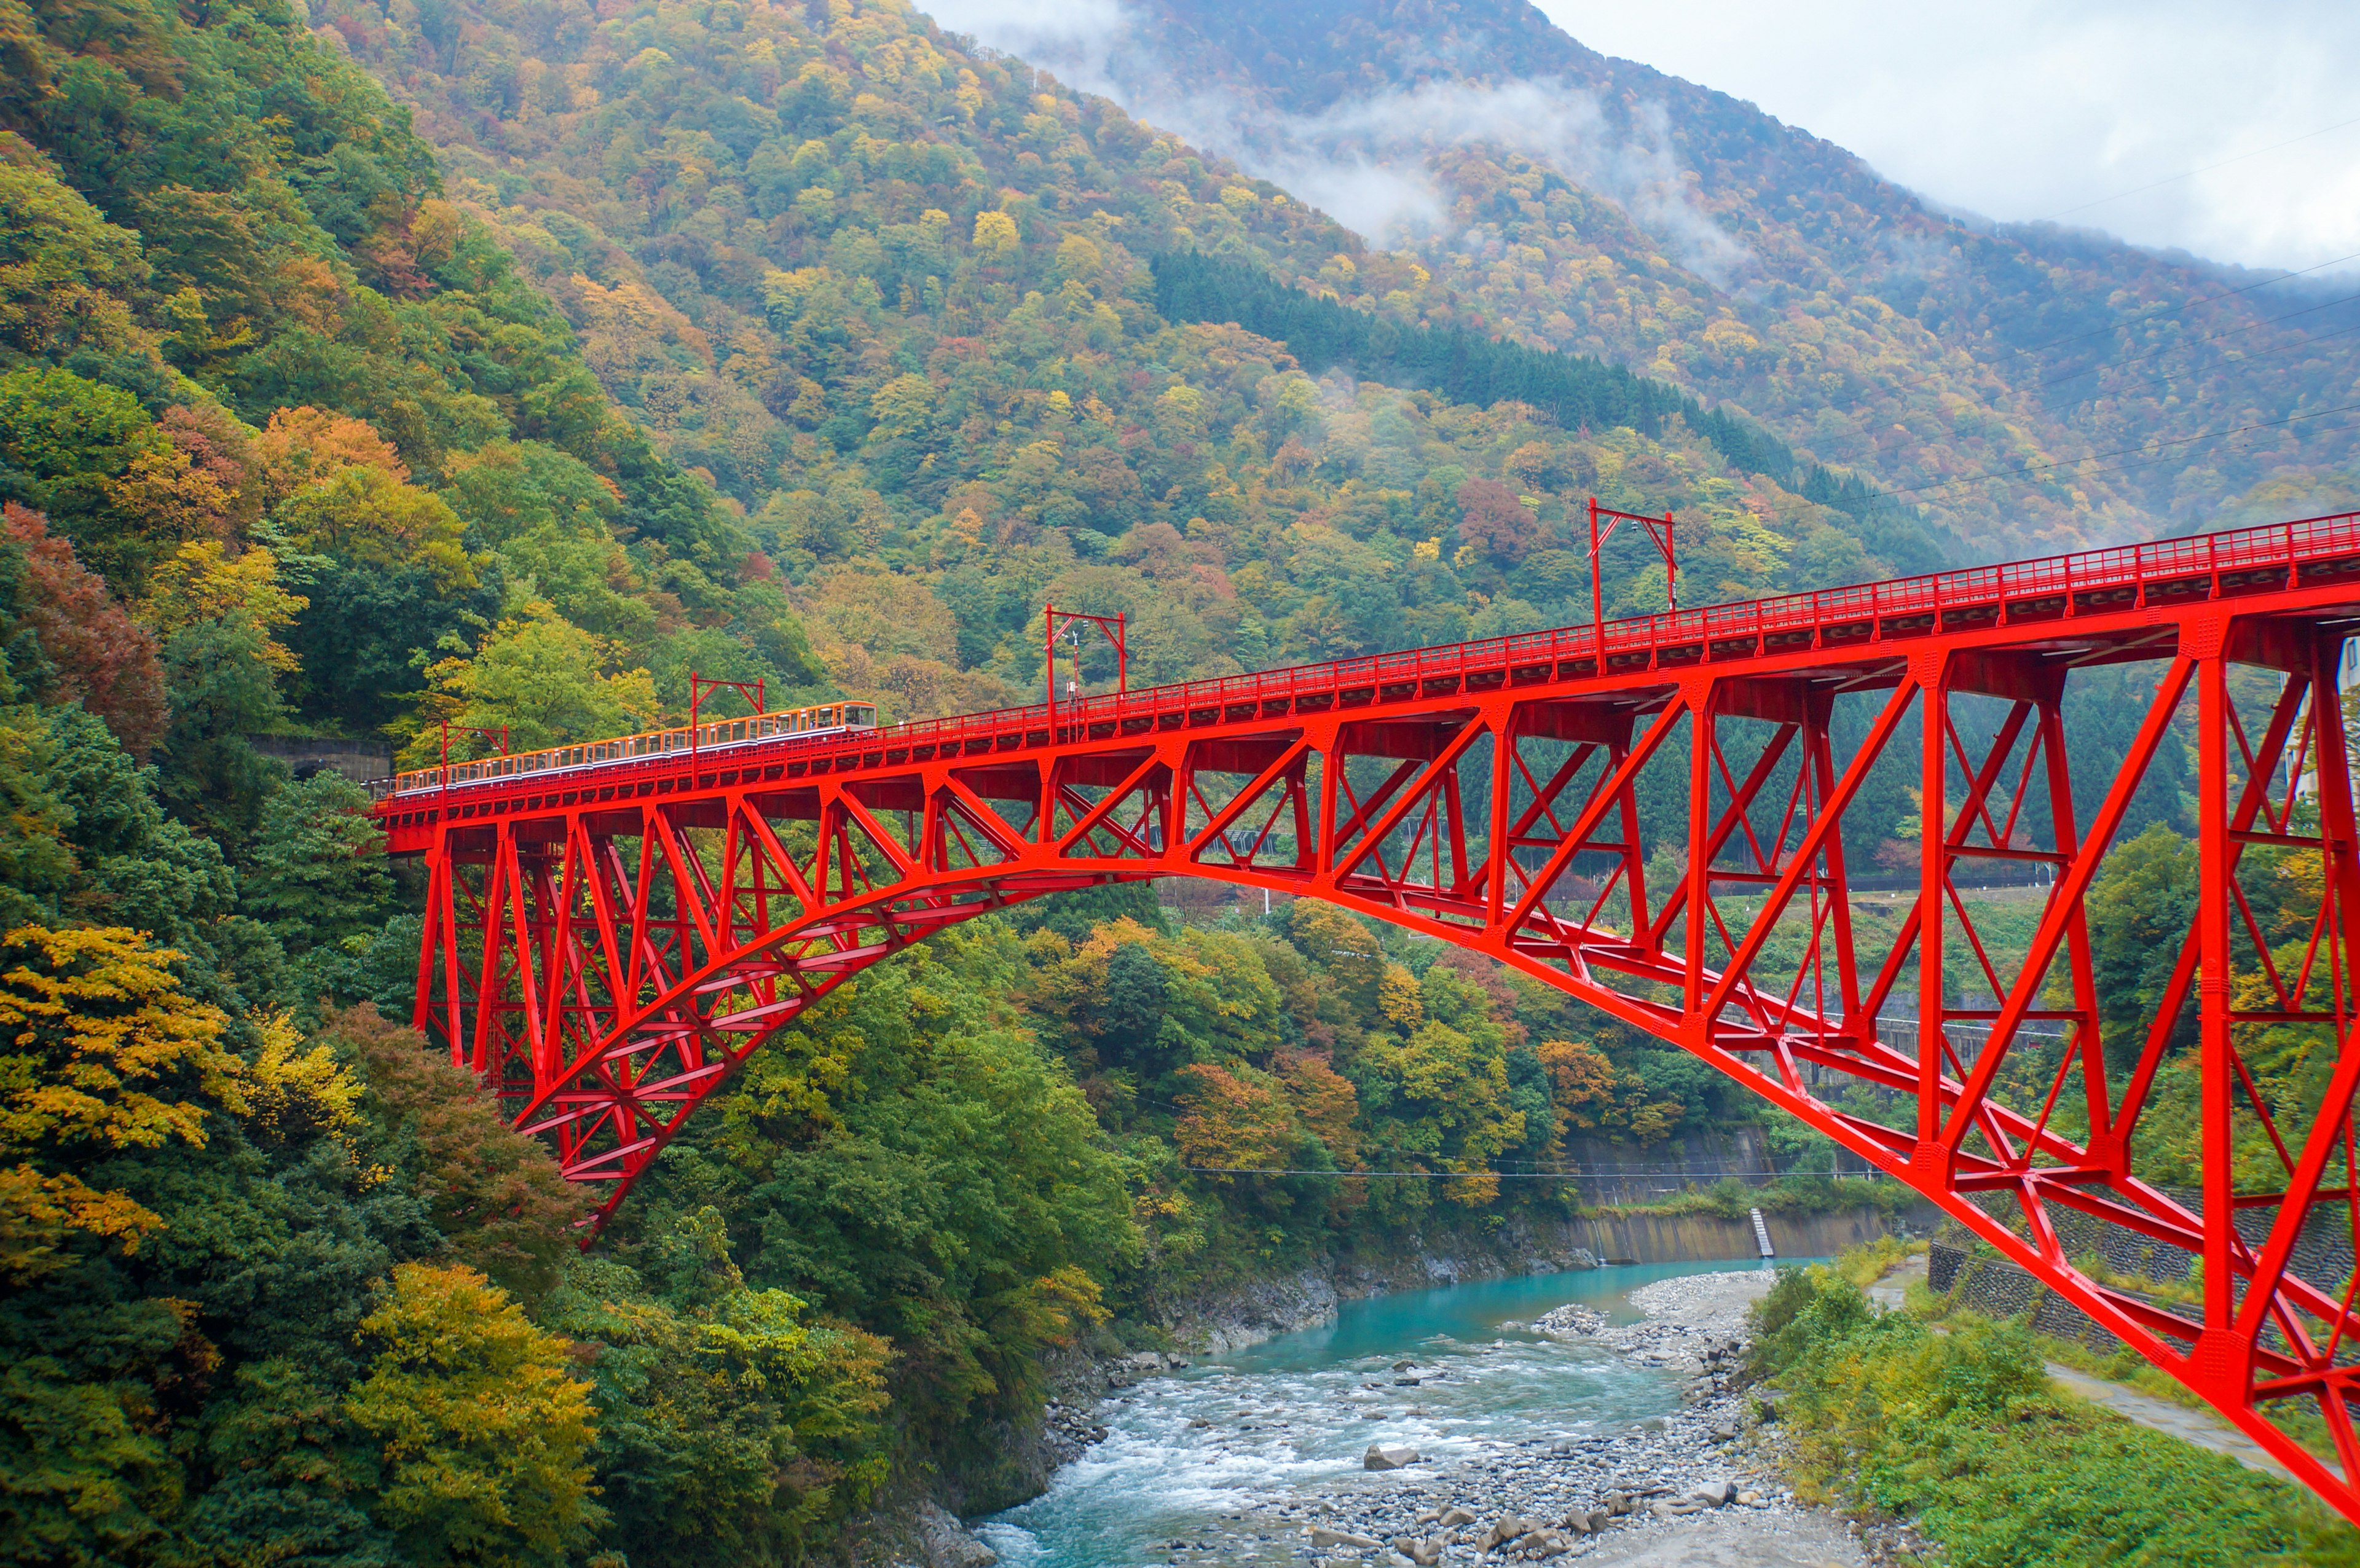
[377,511,2360,1515]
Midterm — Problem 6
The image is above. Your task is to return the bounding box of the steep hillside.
[0,0,822,807]
[305,0,1941,722]
[937,0,2360,557]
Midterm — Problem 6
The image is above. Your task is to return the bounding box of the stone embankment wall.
[1928,1241,2133,1353]
[1161,1201,1938,1355]
[1927,1187,2359,1355]
[1551,1126,1892,1207]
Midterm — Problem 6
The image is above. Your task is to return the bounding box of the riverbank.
[1155,1202,1927,1358]
[1254,1270,1866,1568]
[939,1261,1877,1568]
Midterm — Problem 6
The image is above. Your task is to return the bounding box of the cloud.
[1535,0,2360,271]
[921,0,1754,284]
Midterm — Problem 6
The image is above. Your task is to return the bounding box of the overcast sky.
[1537,0,2360,273]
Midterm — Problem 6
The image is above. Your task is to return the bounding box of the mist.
[921,0,1753,286]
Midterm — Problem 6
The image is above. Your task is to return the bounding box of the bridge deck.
[374,509,2360,852]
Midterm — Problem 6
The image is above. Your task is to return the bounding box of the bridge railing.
[376,510,2360,802]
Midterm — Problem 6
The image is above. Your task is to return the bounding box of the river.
[977,1260,1777,1567]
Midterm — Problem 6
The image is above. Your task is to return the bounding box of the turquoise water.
[977,1260,1775,1567]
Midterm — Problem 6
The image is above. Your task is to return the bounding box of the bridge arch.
[380,514,2360,1518]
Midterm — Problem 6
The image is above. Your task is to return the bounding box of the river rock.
[1532,1303,1608,1336]
[1439,1505,1476,1527]
[1477,1514,1533,1550]
[1363,1444,1421,1470]
[1690,1478,1736,1505]
[916,1502,998,1567]
[1310,1525,1384,1550]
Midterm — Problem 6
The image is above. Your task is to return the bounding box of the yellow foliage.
[242,1011,364,1150]
[0,927,241,1276]
[109,440,236,545]
[274,465,476,590]
[972,210,1020,256]
[0,1162,162,1281]
[140,540,307,670]
[252,404,409,505]
[1378,963,1424,1028]
[1023,1264,1110,1345]
[0,925,243,1155]
[347,1262,600,1560]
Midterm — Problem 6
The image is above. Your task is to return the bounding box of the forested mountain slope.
[935,0,2360,557]
[0,2,2313,1561]
[0,0,825,796]
[305,0,1933,724]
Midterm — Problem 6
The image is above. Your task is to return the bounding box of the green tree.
[406,606,659,762]
[243,770,395,1005]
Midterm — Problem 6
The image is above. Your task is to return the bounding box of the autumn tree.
[0,503,165,754]
[406,606,661,763]
[331,1006,581,1304]
[345,1262,600,1566]
[1455,478,1542,564]
[0,926,240,1282]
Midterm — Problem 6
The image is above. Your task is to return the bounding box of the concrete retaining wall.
[1571,1204,1932,1264]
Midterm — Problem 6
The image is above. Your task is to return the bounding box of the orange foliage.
[252,405,409,505]
[1171,1062,1295,1182]
[1,504,165,754]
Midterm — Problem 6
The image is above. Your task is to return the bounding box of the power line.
[1180,1164,1887,1180]
[2052,317,2360,407]
[2034,114,2360,223]
[2035,288,2360,393]
[1887,403,2360,500]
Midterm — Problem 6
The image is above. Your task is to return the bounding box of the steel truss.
[383,518,2360,1517]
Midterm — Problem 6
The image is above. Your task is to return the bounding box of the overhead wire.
[1181,1164,1889,1180]
[2050,317,2360,408]
[2033,288,2360,393]
[2034,113,2360,222]
[1886,402,2360,499]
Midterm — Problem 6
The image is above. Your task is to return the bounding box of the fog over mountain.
[927,0,2360,546]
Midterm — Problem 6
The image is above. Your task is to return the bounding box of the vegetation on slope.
[0,0,2335,1559]
[309,0,1930,726]
[1026,0,2360,553]
[1752,1260,2360,1566]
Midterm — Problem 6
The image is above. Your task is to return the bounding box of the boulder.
[1477,1515,1533,1551]
[1514,1529,1570,1557]
[1439,1506,1477,1527]
[1409,1540,1443,1567]
[1310,1526,1385,1550]
[1363,1444,1422,1470]
[916,1502,998,1568]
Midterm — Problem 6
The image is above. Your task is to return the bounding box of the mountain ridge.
[934,0,2360,554]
